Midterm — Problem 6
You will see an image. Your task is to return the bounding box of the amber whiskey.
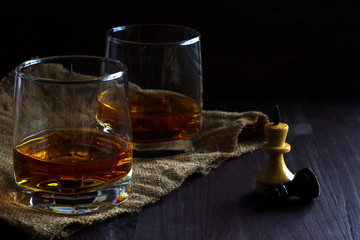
[13,129,133,194]
[97,89,201,143]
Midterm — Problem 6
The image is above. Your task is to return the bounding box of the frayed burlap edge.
[0,71,268,240]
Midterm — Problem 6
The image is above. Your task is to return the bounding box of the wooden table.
[1,97,359,239]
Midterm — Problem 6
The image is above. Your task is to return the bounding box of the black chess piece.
[267,168,320,202]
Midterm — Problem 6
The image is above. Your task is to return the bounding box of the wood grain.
[60,97,360,239]
[1,0,360,238]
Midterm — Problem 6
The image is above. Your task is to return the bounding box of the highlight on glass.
[105,24,203,158]
[13,55,132,215]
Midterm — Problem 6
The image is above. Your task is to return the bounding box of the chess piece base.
[255,154,294,195]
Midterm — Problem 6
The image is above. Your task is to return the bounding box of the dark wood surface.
[66,97,359,239]
[1,0,360,239]
[3,97,359,239]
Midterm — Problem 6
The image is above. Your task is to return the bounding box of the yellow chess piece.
[255,106,294,195]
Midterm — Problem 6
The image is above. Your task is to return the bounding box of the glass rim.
[15,55,127,84]
[106,24,201,46]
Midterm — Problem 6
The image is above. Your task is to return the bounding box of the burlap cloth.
[0,71,268,240]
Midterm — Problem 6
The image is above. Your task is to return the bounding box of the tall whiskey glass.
[105,24,203,158]
[13,55,132,214]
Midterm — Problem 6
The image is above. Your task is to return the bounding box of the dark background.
[0,1,360,239]
[1,0,360,106]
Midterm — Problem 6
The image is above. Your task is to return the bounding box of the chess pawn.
[255,121,294,195]
[266,168,320,202]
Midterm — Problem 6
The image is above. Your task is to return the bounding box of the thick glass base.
[133,133,200,159]
[16,170,132,215]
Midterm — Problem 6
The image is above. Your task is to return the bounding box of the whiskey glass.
[13,55,132,214]
[105,24,203,158]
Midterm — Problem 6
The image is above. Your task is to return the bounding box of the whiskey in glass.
[105,24,203,158]
[13,56,132,214]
